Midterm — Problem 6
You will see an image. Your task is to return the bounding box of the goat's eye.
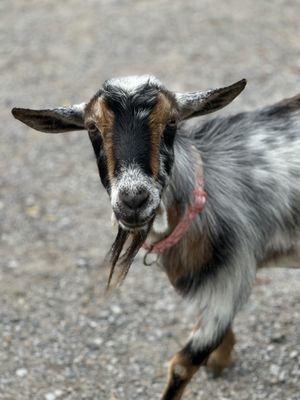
[87,123,99,134]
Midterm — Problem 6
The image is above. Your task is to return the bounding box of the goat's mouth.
[120,220,148,230]
[119,214,155,231]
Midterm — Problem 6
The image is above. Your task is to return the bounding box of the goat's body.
[156,96,300,399]
[13,75,300,400]
[202,103,300,265]
[161,95,300,283]
[200,97,300,267]
[160,96,300,289]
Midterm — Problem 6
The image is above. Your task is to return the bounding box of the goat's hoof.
[206,355,234,378]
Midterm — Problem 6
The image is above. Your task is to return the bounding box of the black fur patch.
[102,81,161,176]
[89,132,110,191]
[181,334,223,366]
[162,376,185,400]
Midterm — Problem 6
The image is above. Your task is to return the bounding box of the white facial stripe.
[106,75,162,94]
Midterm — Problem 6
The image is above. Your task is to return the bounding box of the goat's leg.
[161,327,235,399]
[161,348,200,400]
[161,292,234,400]
[161,330,227,400]
[161,257,256,399]
[161,353,200,400]
[206,326,235,377]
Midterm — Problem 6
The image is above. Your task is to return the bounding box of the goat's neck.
[149,135,211,290]
[151,135,202,241]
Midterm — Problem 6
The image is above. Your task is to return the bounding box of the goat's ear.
[175,79,247,120]
[11,103,86,133]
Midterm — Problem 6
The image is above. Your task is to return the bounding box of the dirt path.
[1,1,300,399]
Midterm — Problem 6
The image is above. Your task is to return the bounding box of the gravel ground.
[1,1,300,399]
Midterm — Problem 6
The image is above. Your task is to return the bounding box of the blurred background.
[1,1,300,399]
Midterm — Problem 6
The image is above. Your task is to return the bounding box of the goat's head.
[12,75,246,286]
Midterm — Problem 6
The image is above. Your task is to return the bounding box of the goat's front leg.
[161,258,256,399]
[162,326,235,399]
[161,326,228,400]
[161,347,203,400]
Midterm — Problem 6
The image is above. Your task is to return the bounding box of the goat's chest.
[161,232,213,293]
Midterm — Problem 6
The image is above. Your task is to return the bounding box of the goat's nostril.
[120,190,149,209]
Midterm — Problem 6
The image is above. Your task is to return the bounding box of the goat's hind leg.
[206,326,235,377]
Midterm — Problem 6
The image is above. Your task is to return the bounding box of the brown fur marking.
[207,327,235,376]
[162,352,199,400]
[149,93,174,177]
[86,97,115,180]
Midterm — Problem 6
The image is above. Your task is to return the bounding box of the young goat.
[12,76,300,399]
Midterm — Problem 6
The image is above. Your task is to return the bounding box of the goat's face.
[85,77,179,230]
[12,75,246,233]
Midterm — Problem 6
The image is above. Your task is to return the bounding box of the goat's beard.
[106,222,152,290]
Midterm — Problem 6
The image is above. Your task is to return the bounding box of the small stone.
[278,371,286,383]
[108,315,116,324]
[76,258,88,268]
[87,337,103,350]
[270,364,280,376]
[26,205,40,218]
[16,368,28,377]
[44,391,63,400]
[93,337,103,346]
[8,259,18,269]
[269,363,286,383]
[290,350,298,359]
[88,320,98,328]
[45,394,56,400]
[267,344,275,352]
[270,333,286,343]
[111,305,122,314]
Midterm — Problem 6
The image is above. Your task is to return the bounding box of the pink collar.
[143,178,207,254]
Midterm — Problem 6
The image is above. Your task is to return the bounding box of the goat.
[12,75,300,399]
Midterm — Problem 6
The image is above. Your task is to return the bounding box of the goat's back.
[185,94,300,264]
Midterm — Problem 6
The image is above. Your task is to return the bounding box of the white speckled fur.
[110,164,161,225]
[151,105,300,355]
[14,75,300,377]
[106,75,162,94]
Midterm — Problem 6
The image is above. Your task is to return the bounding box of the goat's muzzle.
[113,188,158,231]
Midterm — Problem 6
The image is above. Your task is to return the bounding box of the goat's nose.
[120,189,149,210]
